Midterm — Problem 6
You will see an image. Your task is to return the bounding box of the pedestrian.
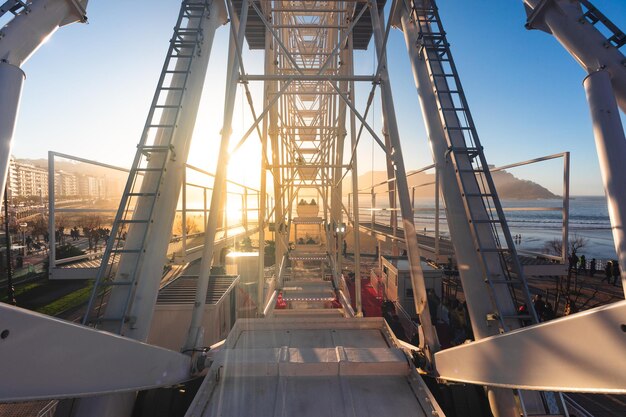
[569,252,579,273]
[590,258,596,277]
[612,260,620,286]
[342,240,347,257]
[389,315,407,342]
[579,254,586,274]
[603,261,612,283]
[542,302,555,322]
[518,303,528,317]
[427,288,440,324]
[532,294,545,319]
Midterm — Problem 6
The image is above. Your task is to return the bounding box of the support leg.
[584,69,626,297]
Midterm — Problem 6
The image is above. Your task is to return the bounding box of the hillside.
[345,169,558,200]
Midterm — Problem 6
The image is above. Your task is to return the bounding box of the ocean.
[353,195,617,261]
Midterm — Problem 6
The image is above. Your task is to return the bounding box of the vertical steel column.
[348,33,363,316]
[370,1,439,355]
[333,43,349,273]
[584,69,626,296]
[524,0,626,113]
[243,188,248,229]
[270,53,286,267]
[0,63,24,205]
[185,0,249,350]
[435,166,440,259]
[0,0,85,205]
[47,152,56,276]
[398,3,524,415]
[562,152,570,264]
[257,24,272,312]
[182,167,187,259]
[371,190,376,225]
[382,122,399,256]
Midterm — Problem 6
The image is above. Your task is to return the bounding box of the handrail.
[37,400,58,417]
[262,290,278,317]
[393,300,419,340]
[185,163,261,193]
[338,288,355,317]
[55,251,105,265]
[276,252,289,289]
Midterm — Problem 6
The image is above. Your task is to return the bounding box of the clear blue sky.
[11,0,626,196]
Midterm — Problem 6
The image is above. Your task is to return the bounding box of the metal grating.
[156,275,239,305]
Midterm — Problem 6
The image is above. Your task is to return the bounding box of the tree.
[241,237,253,251]
[543,234,589,256]
[31,216,48,241]
[174,216,199,235]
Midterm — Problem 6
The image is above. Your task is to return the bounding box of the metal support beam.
[185,0,249,350]
[370,1,439,357]
[435,300,626,393]
[0,304,190,402]
[584,69,626,296]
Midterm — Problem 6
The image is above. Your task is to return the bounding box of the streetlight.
[19,222,27,256]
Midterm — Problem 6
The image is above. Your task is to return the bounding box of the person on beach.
[612,261,620,286]
[590,258,596,277]
[603,261,612,283]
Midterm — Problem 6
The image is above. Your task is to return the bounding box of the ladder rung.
[488,279,522,285]
[471,219,501,224]
[170,54,194,58]
[93,316,128,323]
[176,27,203,34]
[449,146,480,153]
[127,192,157,197]
[445,126,472,130]
[464,193,494,198]
[440,107,466,112]
[135,167,164,172]
[148,124,176,128]
[154,104,182,108]
[478,248,508,253]
[503,314,532,320]
[95,316,123,321]
[118,219,150,224]
[140,145,171,151]
[111,248,142,254]
[101,281,133,286]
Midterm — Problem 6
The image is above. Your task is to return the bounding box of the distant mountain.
[344,169,558,200]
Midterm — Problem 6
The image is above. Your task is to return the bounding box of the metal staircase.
[410,1,567,415]
[82,0,210,333]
